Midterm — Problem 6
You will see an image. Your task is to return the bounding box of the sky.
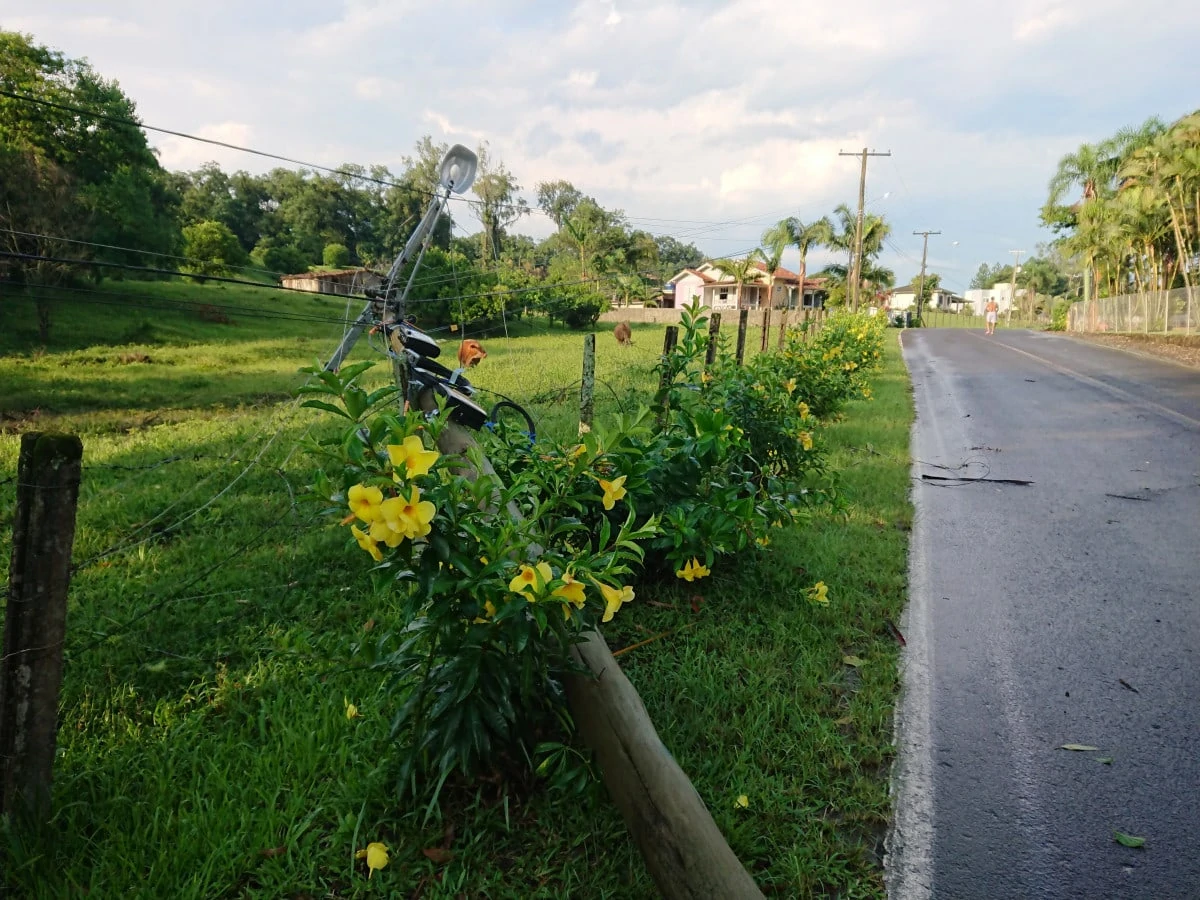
[4,0,1200,292]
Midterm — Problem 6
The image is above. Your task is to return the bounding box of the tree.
[182,221,246,277]
[323,243,352,268]
[763,216,831,308]
[470,142,529,265]
[970,262,1008,290]
[717,254,766,309]
[0,31,180,337]
[825,205,889,307]
[654,235,705,277]
[536,180,585,229]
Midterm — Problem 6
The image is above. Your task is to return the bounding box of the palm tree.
[717,254,766,310]
[826,204,891,309]
[755,241,786,309]
[763,216,832,309]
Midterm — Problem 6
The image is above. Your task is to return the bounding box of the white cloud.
[566,70,598,89]
[6,0,1200,279]
[1014,6,1077,42]
[154,122,255,171]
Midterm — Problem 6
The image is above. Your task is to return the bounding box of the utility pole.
[1007,250,1024,327]
[914,230,941,323]
[839,147,891,310]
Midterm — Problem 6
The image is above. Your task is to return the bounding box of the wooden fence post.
[580,333,596,434]
[1,432,83,824]
[776,309,788,350]
[759,308,771,352]
[705,313,722,367]
[735,310,748,365]
[658,326,679,426]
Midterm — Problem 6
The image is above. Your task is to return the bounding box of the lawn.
[0,281,913,898]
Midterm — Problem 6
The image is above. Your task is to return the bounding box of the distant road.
[889,329,1200,900]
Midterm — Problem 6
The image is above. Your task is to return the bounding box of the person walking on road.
[984,297,999,335]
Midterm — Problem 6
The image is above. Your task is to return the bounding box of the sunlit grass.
[0,295,912,898]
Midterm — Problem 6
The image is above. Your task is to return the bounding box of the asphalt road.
[887,329,1200,900]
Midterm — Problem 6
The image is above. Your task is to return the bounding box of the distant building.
[963,283,1025,316]
[664,261,826,310]
[886,281,964,312]
[280,268,383,296]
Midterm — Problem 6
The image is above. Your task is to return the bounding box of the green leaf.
[842,655,866,668]
[300,399,351,419]
[1059,744,1100,752]
[1096,757,1114,765]
[1113,831,1145,849]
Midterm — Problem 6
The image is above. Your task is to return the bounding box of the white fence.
[1067,287,1197,336]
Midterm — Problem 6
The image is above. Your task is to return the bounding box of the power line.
[0,227,280,280]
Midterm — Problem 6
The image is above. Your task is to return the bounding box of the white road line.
[885,331,934,900]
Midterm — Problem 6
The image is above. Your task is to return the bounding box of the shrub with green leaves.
[300,300,883,803]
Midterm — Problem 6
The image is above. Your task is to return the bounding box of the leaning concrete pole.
[432,417,764,899]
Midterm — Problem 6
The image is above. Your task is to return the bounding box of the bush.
[252,240,310,276]
[300,299,886,804]
[182,221,245,277]
[323,242,352,268]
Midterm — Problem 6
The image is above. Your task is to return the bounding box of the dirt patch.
[1065,332,1200,369]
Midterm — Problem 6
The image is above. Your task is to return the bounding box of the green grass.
[0,286,914,898]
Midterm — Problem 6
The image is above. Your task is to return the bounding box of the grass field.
[0,281,914,897]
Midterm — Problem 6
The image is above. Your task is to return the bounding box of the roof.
[751,261,801,281]
[281,267,380,281]
[667,268,716,285]
[887,281,958,296]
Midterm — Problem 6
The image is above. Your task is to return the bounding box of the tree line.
[1041,110,1200,301]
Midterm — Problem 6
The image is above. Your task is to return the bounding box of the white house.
[887,281,964,312]
[664,261,826,311]
[963,283,1025,316]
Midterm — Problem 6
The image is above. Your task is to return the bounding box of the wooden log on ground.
[432,419,763,899]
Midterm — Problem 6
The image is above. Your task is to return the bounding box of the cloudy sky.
[5,0,1199,290]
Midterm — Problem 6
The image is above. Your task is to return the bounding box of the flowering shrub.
[301,361,657,797]
[774,310,887,417]
[300,301,884,800]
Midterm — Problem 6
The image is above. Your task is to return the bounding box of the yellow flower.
[472,599,499,624]
[355,842,389,878]
[799,432,813,451]
[387,435,440,479]
[595,580,635,623]
[735,794,750,809]
[756,535,771,547]
[345,699,361,720]
[509,561,553,598]
[347,483,384,523]
[350,524,383,562]
[784,378,796,394]
[675,557,711,582]
[552,571,586,609]
[797,402,810,419]
[807,581,830,605]
[599,475,627,511]
[395,485,436,539]
[701,371,712,385]
[568,444,587,462]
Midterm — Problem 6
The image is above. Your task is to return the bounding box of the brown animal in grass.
[613,322,632,346]
[457,339,487,368]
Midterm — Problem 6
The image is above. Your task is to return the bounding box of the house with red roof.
[663,261,826,310]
